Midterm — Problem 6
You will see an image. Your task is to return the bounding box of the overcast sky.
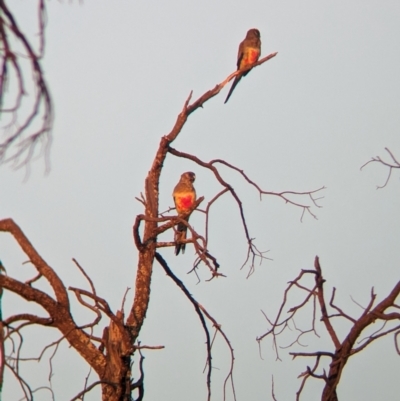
[1,1,400,400]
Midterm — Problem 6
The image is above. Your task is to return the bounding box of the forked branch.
[361,147,400,189]
[168,147,323,275]
[155,252,236,401]
[258,256,400,401]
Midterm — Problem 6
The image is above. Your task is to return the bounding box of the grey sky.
[1,0,400,400]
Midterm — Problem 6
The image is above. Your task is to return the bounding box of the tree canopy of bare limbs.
[0,3,329,401]
[253,97,400,401]
[257,256,400,401]
[0,58,326,401]
[0,0,52,168]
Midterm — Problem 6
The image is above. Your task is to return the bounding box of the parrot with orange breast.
[225,28,261,104]
[173,171,197,255]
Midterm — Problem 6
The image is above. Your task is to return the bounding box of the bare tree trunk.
[101,312,133,401]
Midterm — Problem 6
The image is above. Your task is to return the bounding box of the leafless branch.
[271,375,278,401]
[352,323,400,355]
[133,344,164,350]
[197,303,237,401]
[5,360,34,400]
[395,330,400,355]
[155,252,213,401]
[72,258,98,297]
[361,147,400,189]
[258,257,400,401]
[0,0,53,167]
[257,269,318,360]
[155,252,237,401]
[69,380,118,401]
[329,287,356,323]
[168,147,323,274]
[4,313,52,327]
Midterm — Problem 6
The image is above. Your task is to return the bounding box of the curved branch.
[1,270,106,376]
[169,148,324,217]
[361,147,400,189]
[70,380,118,401]
[155,252,212,401]
[4,313,52,326]
[0,218,69,306]
[168,146,323,273]
[0,0,53,167]
[0,274,58,316]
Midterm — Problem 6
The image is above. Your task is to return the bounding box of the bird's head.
[247,28,260,39]
[181,171,196,183]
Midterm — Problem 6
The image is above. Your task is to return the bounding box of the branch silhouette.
[258,256,400,401]
[1,20,325,399]
[361,147,400,189]
[0,0,53,168]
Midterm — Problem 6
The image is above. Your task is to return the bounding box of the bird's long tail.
[224,75,243,104]
[175,221,187,255]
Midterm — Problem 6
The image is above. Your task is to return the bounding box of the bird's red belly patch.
[244,49,260,65]
[177,195,194,211]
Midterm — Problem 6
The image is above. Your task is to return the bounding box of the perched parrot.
[225,28,261,104]
[172,172,197,255]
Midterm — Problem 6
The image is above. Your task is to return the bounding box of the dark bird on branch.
[225,28,261,104]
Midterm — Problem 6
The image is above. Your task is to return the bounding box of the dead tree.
[0,7,325,399]
[257,256,400,401]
